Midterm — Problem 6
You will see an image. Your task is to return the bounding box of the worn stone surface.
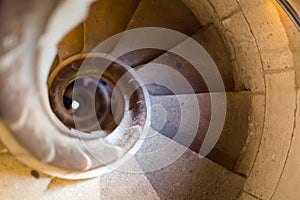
[209,0,239,19]
[275,1,300,88]
[0,138,7,154]
[85,0,140,52]
[126,0,201,34]
[115,0,202,67]
[138,51,208,95]
[145,142,246,200]
[181,0,215,26]
[238,0,294,70]
[136,23,234,95]
[193,24,234,91]
[238,192,259,200]
[131,131,245,199]
[235,94,265,176]
[2,1,300,200]
[0,154,52,200]
[57,24,84,60]
[272,90,300,200]
[222,12,265,92]
[150,92,249,170]
[99,159,160,200]
[208,92,250,170]
[244,70,296,199]
[41,178,100,200]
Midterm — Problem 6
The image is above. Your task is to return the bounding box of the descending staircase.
[51,0,249,199]
[0,0,254,199]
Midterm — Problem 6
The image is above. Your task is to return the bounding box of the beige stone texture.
[182,0,258,93]
[222,12,265,92]
[0,138,7,154]
[235,94,265,176]
[238,192,259,200]
[136,132,245,200]
[85,0,141,52]
[181,0,215,26]
[41,178,100,200]
[272,90,300,200]
[244,70,296,199]
[145,146,246,200]
[57,24,84,60]
[238,0,294,71]
[0,154,52,200]
[209,0,239,19]
[1,1,300,200]
[275,0,300,88]
[193,24,235,91]
[99,169,160,200]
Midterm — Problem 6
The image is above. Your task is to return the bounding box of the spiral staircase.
[0,0,300,199]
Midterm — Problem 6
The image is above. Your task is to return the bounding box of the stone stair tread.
[126,0,201,33]
[193,25,234,91]
[41,178,100,200]
[99,157,160,200]
[136,24,234,95]
[0,154,51,200]
[134,132,246,200]
[57,24,84,60]
[150,92,250,170]
[145,148,246,200]
[113,0,201,67]
[85,0,140,52]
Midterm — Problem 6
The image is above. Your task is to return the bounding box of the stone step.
[136,24,234,95]
[57,24,84,60]
[0,132,103,200]
[0,137,7,154]
[0,153,52,200]
[150,92,250,170]
[0,135,158,200]
[0,112,246,200]
[0,122,51,200]
[126,0,201,34]
[112,0,201,67]
[85,0,140,52]
[192,25,234,92]
[134,132,246,200]
[41,178,100,200]
[99,158,160,200]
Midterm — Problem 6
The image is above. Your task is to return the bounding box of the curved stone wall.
[182,0,299,199]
